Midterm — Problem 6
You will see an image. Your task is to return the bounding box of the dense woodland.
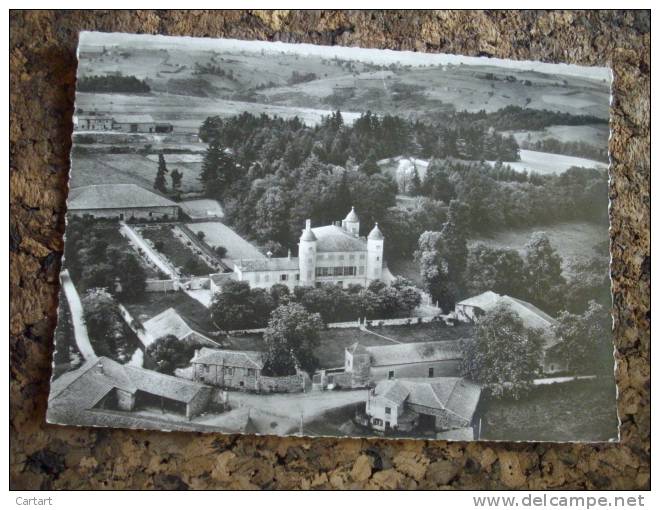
[77,74,151,93]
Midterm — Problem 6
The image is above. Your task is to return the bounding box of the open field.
[70,153,204,193]
[506,123,609,147]
[187,221,265,262]
[469,220,608,279]
[76,91,361,133]
[488,149,607,175]
[480,377,618,442]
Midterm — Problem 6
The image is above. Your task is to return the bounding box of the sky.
[79,31,612,83]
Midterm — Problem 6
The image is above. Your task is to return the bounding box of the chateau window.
[359,253,366,260]
[338,254,345,261]
[264,274,270,282]
[247,369,256,377]
[255,274,261,283]
[388,370,394,380]
[307,258,313,265]
[307,270,312,279]
[373,418,383,426]
[295,274,300,281]
[349,254,356,261]
[385,407,391,415]
[225,367,234,376]
[327,253,335,261]
[358,266,365,275]
[280,274,288,281]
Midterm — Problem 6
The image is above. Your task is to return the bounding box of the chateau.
[232,207,389,290]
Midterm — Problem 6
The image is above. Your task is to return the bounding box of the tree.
[115,253,147,301]
[524,232,566,313]
[358,150,380,176]
[553,301,612,374]
[200,142,238,198]
[262,303,324,376]
[460,303,545,399]
[146,335,197,375]
[210,280,256,332]
[81,288,133,362]
[170,169,183,192]
[410,166,422,195]
[154,153,168,193]
[466,244,526,297]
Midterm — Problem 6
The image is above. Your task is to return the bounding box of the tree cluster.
[417,160,608,234]
[64,216,147,300]
[210,278,422,333]
[81,288,137,363]
[77,74,150,93]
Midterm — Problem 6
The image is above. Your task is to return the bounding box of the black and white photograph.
[47,31,617,442]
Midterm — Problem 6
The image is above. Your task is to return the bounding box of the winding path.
[60,270,95,360]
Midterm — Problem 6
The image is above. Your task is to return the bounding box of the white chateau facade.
[232,207,386,290]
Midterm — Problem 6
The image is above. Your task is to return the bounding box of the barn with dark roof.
[67,183,180,220]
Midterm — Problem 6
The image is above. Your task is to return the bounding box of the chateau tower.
[367,223,385,282]
[298,219,317,286]
[341,206,360,237]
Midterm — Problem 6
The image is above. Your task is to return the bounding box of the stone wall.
[258,374,305,393]
[10,10,649,490]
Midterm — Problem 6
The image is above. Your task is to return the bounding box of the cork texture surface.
[9,10,650,490]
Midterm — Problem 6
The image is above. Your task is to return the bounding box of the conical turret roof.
[368,223,384,240]
[344,206,359,223]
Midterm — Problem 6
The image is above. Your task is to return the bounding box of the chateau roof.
[344,207,359,222]
[237,257,299,272]
[192,347,263,370]
[374,377,481,422]
[368,223,384,240]
[311,225,367,252]
[112,114,155,124]
[366,340,464,367]
[210,272,237,286]
[68,184,177,210]
[300,229,318,242]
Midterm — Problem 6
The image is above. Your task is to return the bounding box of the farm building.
[74,114,114,131]
[142,308,219,348]
[111,114,173,133]
[47,356,214,422]
[67,183,179,220]
[363,377,481,436]
[191,347,305,393]
[231,207,390,291]
[455,291,566,373]
[314,340,465,390]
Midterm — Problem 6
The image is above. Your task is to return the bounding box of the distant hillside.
[77,45,610,122]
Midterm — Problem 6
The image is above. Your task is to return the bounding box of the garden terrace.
[137,224,216,277]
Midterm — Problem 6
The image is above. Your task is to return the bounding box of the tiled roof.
[124,365,207,403]
[347,342,369,355]
[48,356,208,411]
[457,291,501,309]
[112,114,155,124]
[192,347,263,370]
[366,341,464,367]
[143,308,193,343]
[68,184,177,210]
[373,377,481,422]
[311,225,367,252]
[210,272,237,286]
[237,257,299,272]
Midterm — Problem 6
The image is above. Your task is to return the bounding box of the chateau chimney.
[97,361,104,375]
[287,249,291,260]
[305,219,311,231]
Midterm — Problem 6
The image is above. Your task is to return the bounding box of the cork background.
[9,10,650,490]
